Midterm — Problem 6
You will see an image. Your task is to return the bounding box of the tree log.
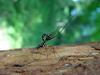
[0,42,100,75]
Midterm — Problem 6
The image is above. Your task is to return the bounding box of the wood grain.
[0,42,100,75]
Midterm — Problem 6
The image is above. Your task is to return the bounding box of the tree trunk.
[0,42,100,75]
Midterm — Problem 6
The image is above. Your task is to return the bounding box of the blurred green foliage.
[0,0,100,49]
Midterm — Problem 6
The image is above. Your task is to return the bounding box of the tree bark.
[0,42,100,75]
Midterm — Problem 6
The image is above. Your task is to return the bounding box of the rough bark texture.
[0,42,100,75]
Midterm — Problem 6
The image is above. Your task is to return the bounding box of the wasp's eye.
[42,34,48,41]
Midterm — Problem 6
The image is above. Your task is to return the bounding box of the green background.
[0,0,100,50]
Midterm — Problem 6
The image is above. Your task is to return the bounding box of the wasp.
[36,33,55,49]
